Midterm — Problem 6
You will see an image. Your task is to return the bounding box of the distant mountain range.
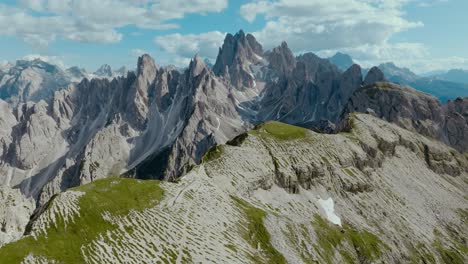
[376,62,468,103]
[431,69,468,84]
[0,59,128,103]
[325,53,468,103]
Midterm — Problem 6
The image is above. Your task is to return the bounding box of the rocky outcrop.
[264,41,296,78]
[344,82,468,152]
[0,100,15,162]
[444,98,468,151]
[0,186,34,247]
[213,30,264,89]
[363,66,386,86]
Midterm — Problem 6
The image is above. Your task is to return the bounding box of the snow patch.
[317,197,341,226]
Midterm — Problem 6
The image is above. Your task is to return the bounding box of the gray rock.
[213,30,264,89]
[364,66,386,86]
[0,185,34,247]
[343,82,468,152]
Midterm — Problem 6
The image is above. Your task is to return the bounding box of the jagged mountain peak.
[189,54,208,77]
[265,41,296,76]
[213,30,264,88]
[345,63,362,74]
[137,54,157,77]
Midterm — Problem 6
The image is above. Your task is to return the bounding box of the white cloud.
[0,0,228,48]
[238,0,466,73]
[240,0,422,51]
[155,31,226,64]
[130,49,149,57]
[317,43,468,74]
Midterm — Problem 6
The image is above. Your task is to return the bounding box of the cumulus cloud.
[155,31,226,65]
[240,0,422,51]
[0,0,228,48]
[130,49,149,57]
[237,0,463,73]
[318,43,468,74]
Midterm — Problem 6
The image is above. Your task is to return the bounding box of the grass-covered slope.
[0,178,163,263]
[0,115,467,263]
[251,121,308,141]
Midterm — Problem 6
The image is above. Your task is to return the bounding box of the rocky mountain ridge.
[0,30,467,253]
[0,114,466,263]
[343,82,468,152]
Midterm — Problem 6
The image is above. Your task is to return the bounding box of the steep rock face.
[344,82,468,152]
[213,30,264,89]
[328,64,363,115]
[6,101,65,171]
[264,41,296,78]
[0,100,16,162]
[131,56,246,180]
[1,115,466,263]
[0,185,34,247]
[257,53,362,123]
[444,98,468,151]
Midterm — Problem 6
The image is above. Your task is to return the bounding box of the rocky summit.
[0,30,467,264]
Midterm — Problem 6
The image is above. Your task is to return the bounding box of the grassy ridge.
[252,121,308,141]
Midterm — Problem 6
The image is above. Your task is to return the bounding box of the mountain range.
[0,59,128,104]
[432,69,468,84]
[324,54,468,103]
[0,30,467,263]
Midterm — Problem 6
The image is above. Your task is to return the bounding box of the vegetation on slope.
[231,196,287,264]
[251,121,308,141]
[202,145,225,163]
[312,214,389,264]
[0,178,164,263]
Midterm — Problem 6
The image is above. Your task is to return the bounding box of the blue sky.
[0,0,466,74]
